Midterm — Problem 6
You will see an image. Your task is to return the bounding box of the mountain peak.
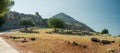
[58,12,66,15]
[53,12,73,19]
[52,12,95,32]
[55,12,68,17]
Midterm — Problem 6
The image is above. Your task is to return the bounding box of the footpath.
[0,33,19,53]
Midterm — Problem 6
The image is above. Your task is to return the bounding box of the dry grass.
[3,28,120,53]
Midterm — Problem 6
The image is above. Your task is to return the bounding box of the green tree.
[19,18,35,31]
[0,16,5,27]
[35,12,48,27]
[0,0,14,16]
[48,17,65,32]
[117,34,120,37]
[101,29,109,34]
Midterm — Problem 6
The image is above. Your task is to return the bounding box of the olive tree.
[19,18,35,31]
[48,17,65,32]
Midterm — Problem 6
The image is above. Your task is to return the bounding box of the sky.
[11,0,120,36]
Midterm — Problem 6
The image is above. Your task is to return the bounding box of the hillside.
[0,11,47,30]
[1,28,120,53]
[52,12,95,32]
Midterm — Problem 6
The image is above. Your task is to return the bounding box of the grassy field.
[2,28,120,53]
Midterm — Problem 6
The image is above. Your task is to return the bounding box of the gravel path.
[0,33,19,53]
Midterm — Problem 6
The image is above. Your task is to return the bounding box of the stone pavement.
[0,33,19,53]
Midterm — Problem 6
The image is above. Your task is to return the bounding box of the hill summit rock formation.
[0,11,94,32]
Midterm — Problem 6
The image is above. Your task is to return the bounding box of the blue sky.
[11,0,120,36]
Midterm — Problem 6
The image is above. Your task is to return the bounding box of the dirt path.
[0,33,19,53]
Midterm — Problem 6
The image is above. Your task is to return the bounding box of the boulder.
[91,37,100,42]
[111,40,115,43]
[100,40,111,45]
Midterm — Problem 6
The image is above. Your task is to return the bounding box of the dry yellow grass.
[6,28,120,53]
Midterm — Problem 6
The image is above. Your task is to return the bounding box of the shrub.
[101,29,109,34]
[117,34,120,37]
[65,31,73,34]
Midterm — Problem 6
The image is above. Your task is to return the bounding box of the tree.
[19,18,35,31]
[0,0,14,16]
[0,16,5,27]
[35,12,48,27]
[117,34,120,37]
[101,29,109,34]
[48,17,65,32]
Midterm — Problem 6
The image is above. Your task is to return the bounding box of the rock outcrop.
[1,11,47,30]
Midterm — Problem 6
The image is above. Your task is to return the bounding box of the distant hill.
[52,12,95,32]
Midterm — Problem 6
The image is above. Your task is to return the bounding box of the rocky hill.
[0,11,47,30]
[52,12,95,32]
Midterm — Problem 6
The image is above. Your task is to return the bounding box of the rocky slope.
[52,12,95,32]
[1,11,47,30]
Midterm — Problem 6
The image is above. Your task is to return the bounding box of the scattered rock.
[81,45,87,49]
[106,48,115,53]
[111,40,115,43]
[91,37,100,42]
[72,41,79,46]
[100,40,111,45]
[46,31,53,34]
[30,37,36,41]
[118,44,120,46]
[21,38,27,43]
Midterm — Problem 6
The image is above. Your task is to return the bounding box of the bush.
[65,31,73,34]
[117,34,120,37]
[101,29,109,34]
